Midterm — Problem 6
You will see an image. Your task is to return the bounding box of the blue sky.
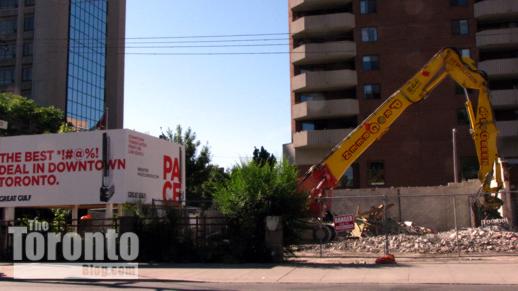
[124,0,291,168]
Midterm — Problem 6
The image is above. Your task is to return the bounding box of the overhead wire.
[1,25,515,57]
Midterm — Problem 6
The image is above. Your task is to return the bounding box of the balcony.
[283,143,333,166]
[293,99,359,120]
[477,28,518,50]
[0,8,18,17]
[292,69,357,93]
[291,13,355,39]
[293,129,352,149]
[479,58,518,79]
[491,89,518,109]
[497,120,518,138]
[475,0,518,21]
[292,41,356,65]
[290,0,353,12]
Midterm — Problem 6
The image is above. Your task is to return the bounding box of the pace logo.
[162,154,182,202]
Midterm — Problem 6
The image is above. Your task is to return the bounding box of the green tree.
[0,93,65,136]
[160,125,226,207]
[252,146,276,167]
[213,157,308,261]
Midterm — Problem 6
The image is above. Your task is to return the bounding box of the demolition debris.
[299,226,518,255]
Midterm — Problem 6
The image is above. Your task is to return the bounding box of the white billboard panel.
[0,129,185,207]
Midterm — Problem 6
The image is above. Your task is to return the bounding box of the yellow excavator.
[299,48,504,218]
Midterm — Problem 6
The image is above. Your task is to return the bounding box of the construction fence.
[296,190,518,258]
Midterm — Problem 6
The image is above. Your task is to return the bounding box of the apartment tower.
[0,0,125,129]
[285,0,518,189]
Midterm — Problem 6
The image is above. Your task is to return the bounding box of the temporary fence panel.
[295,192,517,258]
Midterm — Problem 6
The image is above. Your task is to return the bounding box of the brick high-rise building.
[0,0,125,129]
[284,0,518,189]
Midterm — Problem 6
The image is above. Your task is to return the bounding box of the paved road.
[0,281,518,291]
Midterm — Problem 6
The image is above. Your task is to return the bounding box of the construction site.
[0,0,517,274]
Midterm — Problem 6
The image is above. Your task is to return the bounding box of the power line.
[21,30,518,51]
[45,49,358,56]
[124,32,290,40]
[21,24,518,42]
[123,37,290,44]
[123,43,289,49]
[4,28,515,57]
[35,37,292,44]
[28,33,291,42]
[61,43,290,49]
[124,52,296,56]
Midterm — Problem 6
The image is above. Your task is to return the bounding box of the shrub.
[213,160,308,262]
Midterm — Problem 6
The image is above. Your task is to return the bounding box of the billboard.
[0,129,185,207]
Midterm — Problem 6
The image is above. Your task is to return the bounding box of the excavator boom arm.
[301,48,502,215]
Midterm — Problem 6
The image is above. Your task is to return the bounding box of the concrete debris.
[395,221,434,235]
[353,218,433,237]
[302,226,518,255]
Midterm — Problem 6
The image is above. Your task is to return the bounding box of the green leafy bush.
[213,159,308,262]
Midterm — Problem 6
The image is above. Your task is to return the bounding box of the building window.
[22,89,31,98]
[455,84,475,95]
[0,67,14,85]
[452,19,469,36]
[0,0,17,9]
[22,67,32,81]
[298,93,324,102]
[360,0,377,15]
[361,27,378,42]
[0,18,17,34]
[299,95,314,102]
[23,42,33,56]
[0,43,15,60]
[301,122,315,131]
[456,48,471,58]
[494,109,518,121]
[67,0,108,130]
[457,108,470,125]
[337,164,359,188]
[362,55,379,71]
[24,15,34,32]
[368,161,385,186]
[461,157,478,181]
[364,84,381,99]
[450,0,468,7]
[25,0,35,6]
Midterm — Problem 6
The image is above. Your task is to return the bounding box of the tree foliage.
[213,156,308,261]
[252,146,276,167]
[0,93,65,136]
[160,125,227,207]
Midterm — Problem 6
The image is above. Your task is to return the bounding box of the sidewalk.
[1,256,518,284]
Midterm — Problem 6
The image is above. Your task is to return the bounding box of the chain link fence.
[293,191,518,258]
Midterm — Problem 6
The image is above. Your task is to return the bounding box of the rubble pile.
[311,226,518,255]
[391,221,434,235]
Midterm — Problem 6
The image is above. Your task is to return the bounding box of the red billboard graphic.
[334,214,355,232]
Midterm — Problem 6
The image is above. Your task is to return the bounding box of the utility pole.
[452,128,460,257]
[452,128,459,183]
